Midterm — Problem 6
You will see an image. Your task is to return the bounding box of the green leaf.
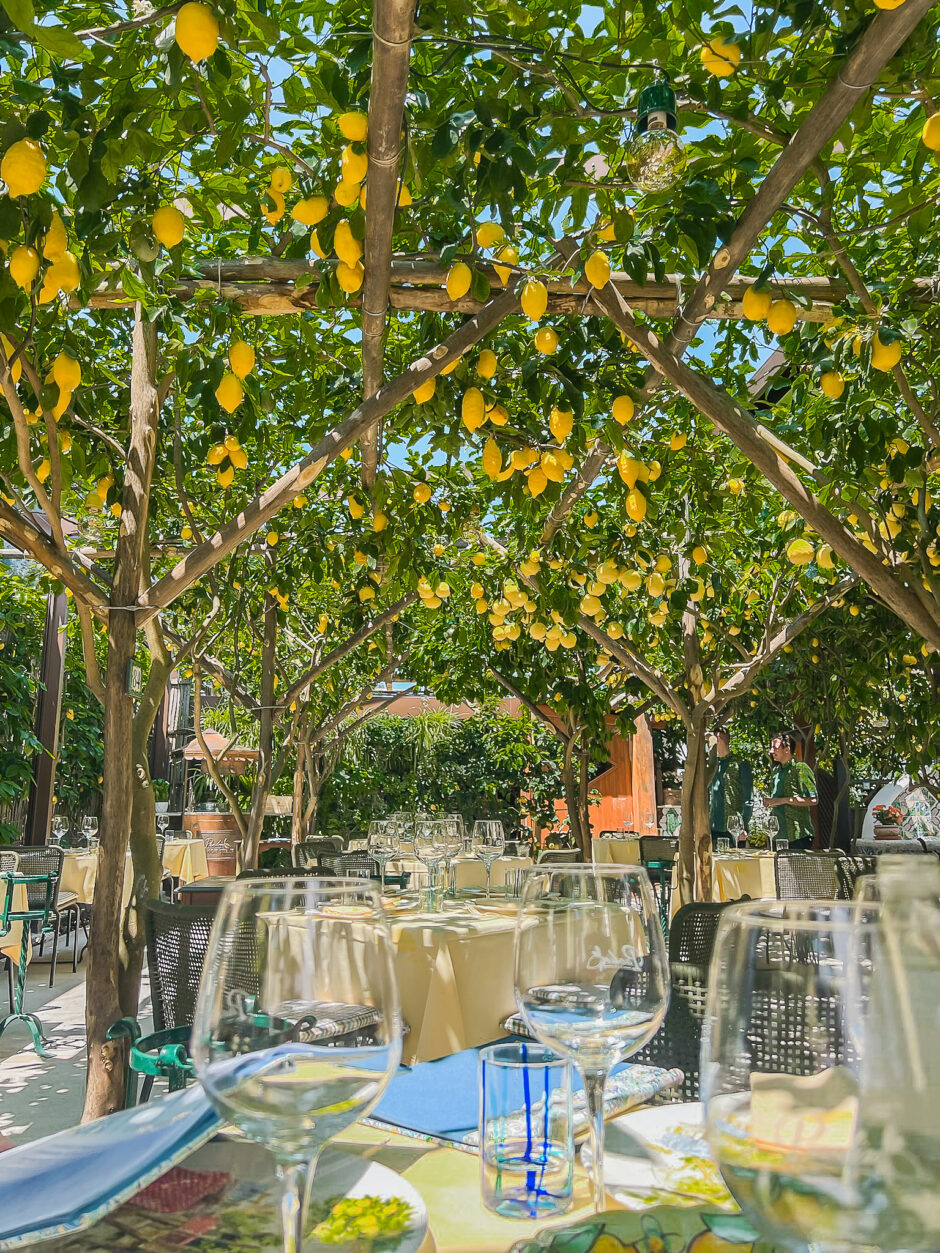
[30,23,91,61]
[0,0,33,33]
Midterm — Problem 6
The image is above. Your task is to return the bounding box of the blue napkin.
[0,1085,220,1248]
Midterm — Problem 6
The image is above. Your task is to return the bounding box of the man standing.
[709,727,753,845]
[764,732,818,849]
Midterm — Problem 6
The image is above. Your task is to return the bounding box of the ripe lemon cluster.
[741,286,799,337]
[617,450,662,524]
[207,432,248,487]
[7,208,81,302]
[213,339,256,419]
[34,350,81,484]
[417,574,450,610]
[700,38,742,77]
[262,165,292,226]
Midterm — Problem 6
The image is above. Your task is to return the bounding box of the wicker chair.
[291,838,345,869]
[108,897,384,1105]
[319,851,378,878]
[639,837,678,937]
[7,844,80,983]
[835,854,876,899]
[536,848,583,864]
[774,851,842,900]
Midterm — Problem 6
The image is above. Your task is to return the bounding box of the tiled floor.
[0,937,151,1145]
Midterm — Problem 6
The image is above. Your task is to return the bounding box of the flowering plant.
[873,804,903,826]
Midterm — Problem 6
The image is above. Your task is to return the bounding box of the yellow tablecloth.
[162,838,210,884]
[61,850,133,908]
[393,855,532,890]
[0,883,30,966]
[712,851,776,901]
[592,836,641,865]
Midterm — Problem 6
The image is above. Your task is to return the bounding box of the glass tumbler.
[479,1041,574,1220]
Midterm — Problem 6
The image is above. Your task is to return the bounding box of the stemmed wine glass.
[439,818,464,895]
[513,865,670,1211]
[156,813,170,838]
[412,818,449,909]
[727,812,744,847]
[191,878,402,1253]
[471,819,505,897]
[50,816,68,846]
[81,817,98,848]
[702,899,940,1253]
[368,820,399,886]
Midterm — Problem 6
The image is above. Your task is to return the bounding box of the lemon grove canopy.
[1,0,940,1115]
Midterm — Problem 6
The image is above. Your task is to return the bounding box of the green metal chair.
[0,869,57,1055]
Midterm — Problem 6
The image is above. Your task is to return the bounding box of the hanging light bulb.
[626,78,686,193]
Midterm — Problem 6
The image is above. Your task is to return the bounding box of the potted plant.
[872,803,904,839]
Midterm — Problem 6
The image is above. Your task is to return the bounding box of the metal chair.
[639,836,677,937]
[291,838,345,869]
[536,848,583,864]
[835,854,876,899]
[0,866,57,1054]
[0,851,18,1012]
[774,851,842,900]
[320,851,379,878]
[7,845,79,982]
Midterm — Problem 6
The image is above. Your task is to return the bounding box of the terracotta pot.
[183,811,242,874]
[873,823,902,840]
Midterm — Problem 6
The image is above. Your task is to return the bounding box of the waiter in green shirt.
[763,732,818,849]
[709,727,753,845]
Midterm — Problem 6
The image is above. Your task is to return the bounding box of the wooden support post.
[24,589,68,846]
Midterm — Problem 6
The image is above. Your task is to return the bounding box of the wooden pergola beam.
[539,0,937,544]
[86,262,935,320]
[360,0,417,490]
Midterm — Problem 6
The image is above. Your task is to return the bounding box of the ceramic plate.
[507,1206,780,1253]
[581,1101,735,1210]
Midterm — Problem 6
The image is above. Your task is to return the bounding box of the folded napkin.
[0,1086,220,1248]
[369,1041,682,1149]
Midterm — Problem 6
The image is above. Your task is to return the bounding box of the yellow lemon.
[217,464,235,488]
[476,221,504,248]
[291,195,329,226]
[223,432,240,452]
[584,249,610,289]
[334,219,362,266]
[9,244,40,289]
[52,351,81,393]
[462,386,486,432]
[334,179,361,207]
[520,278,548,321]
[701,37,741,77]
[152,205,186,248]
[692,545,707,564]
[534,326,559,354]
[482,437,502,480]
[727,477,744,494]
[741,285,772,321]
[527,466,548,497]
[446,261,472,300]
[584,510,598,528]
[787,537,815,565]
[493,244,518,284]
[1,138,46,197]
[215,372,243,413]
[341,145,368,184]
[43,212,68,261]
[413,482,432,504]
[767,298,797,336]
[488,402,508,425]
[626,488,647,524]
[819,370,844,398]
[229,340,255,378]
[175,2,219,61]
[549,407,573,441]
[262,187,285,224]
[348,495,365,519]
[472,552,486,566]
[477,348,497,379]
[818,544,835,569]
[338,112,368,142]
[871,333,902,371]
[269,166,292,193]
[36,457,51,483]
[266,531,278,546]
[612,394,635,425]
[413,376,436,404]
[921,113,940,150]
[229,445,247,470]
[669,431,687,451]
[207,442,226,465]
[337,259,364,292]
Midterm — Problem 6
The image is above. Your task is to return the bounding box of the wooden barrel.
[183,812,242,875]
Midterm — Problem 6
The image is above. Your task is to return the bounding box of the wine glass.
[471,819,505,897]
[703,899,940,1253]
[412,818,448,908]
[368,820,399,886]
[439,818,464,894]
[50,816,68,846]
[727,812,744,847]
[81,817,98,847]
[191,878,402,1253]
[156,813,170,837]
[514,865,670,1211]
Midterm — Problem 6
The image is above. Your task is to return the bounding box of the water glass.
[514,866,669,1211]
[191,878,402,1253]
[50,816,68,846]
[703,899,940,1253]
[772,836,788,852]
[715,836,731,854]
[368,820,398,884]
[480,1041,574,1219]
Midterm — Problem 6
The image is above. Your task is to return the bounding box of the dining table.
[591,835,641,865]
[60,838,210,907]
[391,854,532,891]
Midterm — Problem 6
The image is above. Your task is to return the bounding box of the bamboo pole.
[360,0,417,488]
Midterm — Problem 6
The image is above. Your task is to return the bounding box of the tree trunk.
[290,740,305,844]
[243,588,278,868]
[561,735,590,857]
[83,308,160,1122]
[679,717,713,903]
